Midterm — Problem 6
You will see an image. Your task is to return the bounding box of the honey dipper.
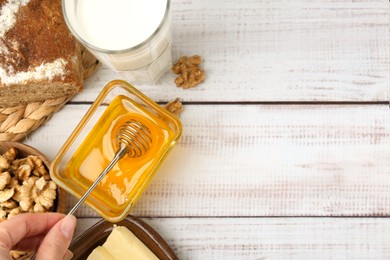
[68,120,152,215]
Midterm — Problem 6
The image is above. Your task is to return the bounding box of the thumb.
[35,215,76,260]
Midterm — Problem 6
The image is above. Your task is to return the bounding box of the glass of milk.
[63,0,172,84]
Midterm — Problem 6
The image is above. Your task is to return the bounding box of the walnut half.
[164,98,184,117]
[172,55,205,89]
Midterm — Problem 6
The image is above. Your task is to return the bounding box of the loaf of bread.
[0,0,83,108]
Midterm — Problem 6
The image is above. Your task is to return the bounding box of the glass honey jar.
[50,80,182,222]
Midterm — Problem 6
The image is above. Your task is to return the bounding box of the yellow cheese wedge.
[87,226,159,260]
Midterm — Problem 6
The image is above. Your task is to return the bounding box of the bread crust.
[0,0,83,108]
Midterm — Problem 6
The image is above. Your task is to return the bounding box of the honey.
[64,95,175,214]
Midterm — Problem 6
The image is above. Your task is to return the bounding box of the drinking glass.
[62,0,172,84]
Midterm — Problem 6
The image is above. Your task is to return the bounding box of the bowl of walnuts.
[0,141,66,220]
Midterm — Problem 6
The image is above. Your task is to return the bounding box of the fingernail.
[60,215,76,239]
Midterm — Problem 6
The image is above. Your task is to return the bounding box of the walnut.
[2,148,17,162]
[164,98,184,117]
[27,156,47,177]
[0,171,11,190]
[18,177,56,211]
[19,177,38,211]
[35,180,57,209]
[0,188,14,203]
[172,55,205,89]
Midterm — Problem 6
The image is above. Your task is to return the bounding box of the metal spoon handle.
[68,145,127,216]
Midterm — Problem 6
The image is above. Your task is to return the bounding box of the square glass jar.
[50,80,182,222]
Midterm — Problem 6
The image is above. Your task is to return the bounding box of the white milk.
[63,0,172,82]
[75,0,167,50]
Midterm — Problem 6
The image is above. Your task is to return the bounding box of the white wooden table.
[26,0,390,259]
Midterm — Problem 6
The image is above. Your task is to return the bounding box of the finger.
[35,215,76,260]
[0,213,64,249]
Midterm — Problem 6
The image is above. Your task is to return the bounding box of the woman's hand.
[0,213,76,260]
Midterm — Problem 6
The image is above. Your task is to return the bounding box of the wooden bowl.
[0,141,66,214]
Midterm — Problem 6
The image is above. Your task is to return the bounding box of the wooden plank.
[74,0,389,103]
[25,104,390,217]
[74,217,390,259]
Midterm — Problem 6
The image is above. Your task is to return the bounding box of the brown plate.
[70,216,178,260]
